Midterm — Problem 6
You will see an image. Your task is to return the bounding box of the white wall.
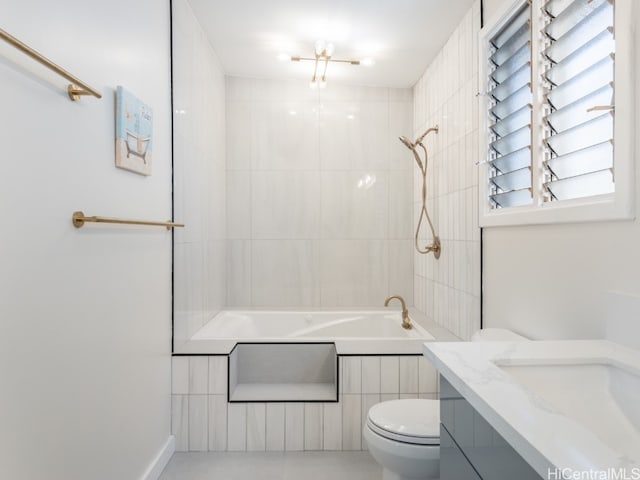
[172,0,227,347]
[412,1,482,340]
[483,3,640,340]
[226,78,414,308]
[0,1,172,479]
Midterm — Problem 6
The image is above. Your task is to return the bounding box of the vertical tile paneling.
[189,357,208,394]
[361,394,381,451]
[208,356,227,394]
[342,394,362,450]
[323,400,343,450]
[285,404,304,451]
[304,403,323,451]
[227,403,247,451]
[399,356,419,394]
[266,403,285,451]
[419,357,438,394]
[172,357,189,395]
[340,357,362,394]
[380,357,400,393]
[208,395,227,451]
[246,403,266,451]
[171,395,189,452]
[361,357,381,394]
[188,395,208,451]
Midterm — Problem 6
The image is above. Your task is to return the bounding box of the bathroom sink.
[495,360,640,461]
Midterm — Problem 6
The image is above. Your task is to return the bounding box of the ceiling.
[185,0,475,88]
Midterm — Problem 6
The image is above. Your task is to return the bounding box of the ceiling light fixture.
[291,41,362,88]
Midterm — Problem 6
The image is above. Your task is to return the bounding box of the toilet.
[364,328,528,480]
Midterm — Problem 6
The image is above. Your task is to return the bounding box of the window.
[479,0,635,226]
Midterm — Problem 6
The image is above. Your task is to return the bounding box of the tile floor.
[159,451,382,480]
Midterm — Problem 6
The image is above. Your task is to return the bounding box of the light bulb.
[319,79,327,89]
[325,43,335,57]
[309,80,318,89]
[276,53,290,62]
[361,57,375,66]
[315,40,325,56]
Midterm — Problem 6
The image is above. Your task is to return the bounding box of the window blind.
[542,0,615,201]
[487,3,533,208]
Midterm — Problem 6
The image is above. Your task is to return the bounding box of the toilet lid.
[367,399,440,445]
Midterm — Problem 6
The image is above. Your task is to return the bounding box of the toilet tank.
[471,328,528,342]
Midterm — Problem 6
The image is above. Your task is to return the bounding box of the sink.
[495,361,640,461]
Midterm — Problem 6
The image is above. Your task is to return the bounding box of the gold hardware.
[0,28,101,101]
[384,295,412,330]
[399,126,441,258]
[72,211,184,230]
[291,43,361,87]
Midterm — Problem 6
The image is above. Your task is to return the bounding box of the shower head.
[398,136,414,150]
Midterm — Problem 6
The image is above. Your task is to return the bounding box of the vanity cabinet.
[439,375,543,480]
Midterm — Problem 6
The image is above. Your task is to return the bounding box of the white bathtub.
[184,309,439,355]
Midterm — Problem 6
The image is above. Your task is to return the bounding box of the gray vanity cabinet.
[439,375,543,480]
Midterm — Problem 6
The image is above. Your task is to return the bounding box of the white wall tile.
[340,357,362,394]
[419,357,438,394]
[380,393,400,402]
[266,403,285,451]
[189,357,208,394]
[380,357,399,393]
[361,394,381,451]
[361,357,381,394]
[285,404,304,451]
[188,395,208,451]
[342,395,362,450]
[252,240,320,307]
[208,356,228,394]
[304,403,323,451]
[172,357,189,395]
[172,395,189,452]
[208,395,227,451]
[226,171,251,239]
[323,401,343,451]
[399,357,419,394]
[227,240,251,306]
[320,240,388,307]
[246,404,266,451]
[252,171,320,239]
[320,171,389,240]
[227,403,247,451]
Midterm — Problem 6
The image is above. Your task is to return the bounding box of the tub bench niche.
[228,343,338,402]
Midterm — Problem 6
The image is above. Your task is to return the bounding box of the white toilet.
[363,328,528,480]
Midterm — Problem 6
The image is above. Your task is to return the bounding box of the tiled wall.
[412,1,482,340]
[171,355,439,452]
[172,0,227,347]
[225,79,414,308]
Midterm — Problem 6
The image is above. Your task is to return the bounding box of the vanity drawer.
[440,375,542,480]
[441,424,483,480]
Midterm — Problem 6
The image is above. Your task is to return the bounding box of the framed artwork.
[115,86,153,175]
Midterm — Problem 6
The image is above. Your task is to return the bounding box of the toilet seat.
[366,399,440,445]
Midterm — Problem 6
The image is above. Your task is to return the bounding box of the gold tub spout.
[384,295,411,330]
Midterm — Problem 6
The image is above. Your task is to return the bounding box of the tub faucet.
[384,295,411,330]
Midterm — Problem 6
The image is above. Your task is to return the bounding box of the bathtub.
[179,309,443,355]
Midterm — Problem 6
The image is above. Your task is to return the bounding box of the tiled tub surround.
[171,355,439,452]
[412,1,482,340]
[226,78,414,309]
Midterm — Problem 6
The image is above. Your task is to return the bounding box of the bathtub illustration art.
[115,86,153,175]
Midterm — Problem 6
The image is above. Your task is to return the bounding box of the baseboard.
[140,435,175,480]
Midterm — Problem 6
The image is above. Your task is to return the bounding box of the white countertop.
[423,340,640,478]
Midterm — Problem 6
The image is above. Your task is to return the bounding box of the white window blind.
[487,3,533,208]
[542,0,615,201]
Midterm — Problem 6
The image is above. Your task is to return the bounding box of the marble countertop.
[423,340,640,478]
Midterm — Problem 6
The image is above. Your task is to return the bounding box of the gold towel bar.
[72,211,185,230]
[0,27,102,101]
